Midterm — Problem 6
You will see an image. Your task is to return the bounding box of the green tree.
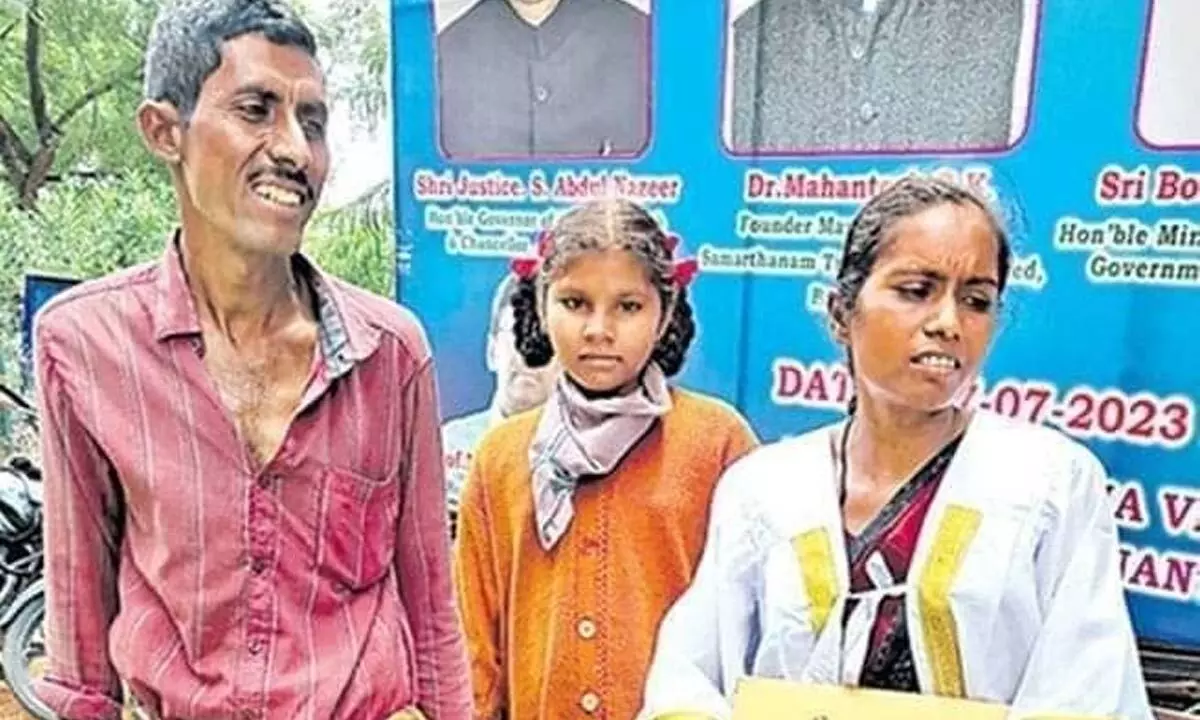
[302,0,396,299]
[301,0,389,135]
[0,0,159,211]
[307,178,394,298]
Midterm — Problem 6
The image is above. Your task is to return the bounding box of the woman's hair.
[510,198,696,377]
[829,175,1013,414]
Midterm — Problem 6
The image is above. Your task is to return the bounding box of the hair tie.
[664,232,681,256]
[663,232,699,289]
[510,229,555,280]
[670,258,700,289]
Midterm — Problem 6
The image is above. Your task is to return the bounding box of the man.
[729,0,1024,152]
[437,0,650,158]
[32,1,470,718]
[442,274,556,532]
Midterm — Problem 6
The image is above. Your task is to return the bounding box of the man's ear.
[136,100,185,164]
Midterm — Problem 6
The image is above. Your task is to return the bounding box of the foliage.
[307,180,396,300]
[301,0,395,299]
[301,0,390,135]
[0,0,157,209]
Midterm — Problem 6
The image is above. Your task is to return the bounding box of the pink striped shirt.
[32,237,471,719]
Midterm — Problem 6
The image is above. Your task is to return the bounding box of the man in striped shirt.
[31,1,471,718]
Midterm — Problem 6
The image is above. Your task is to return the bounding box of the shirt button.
[533,85,550,103]
[580,691,601,713]
[248,637,264,655]
[849,41,866,60]
[577,618,597,640]
[251,557,268,575]
[859,101,878,123]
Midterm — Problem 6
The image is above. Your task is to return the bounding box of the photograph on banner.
[1135,0,1200,149]
[442,271,558,531]
[721,0,1039,154]
[433,0,652,160]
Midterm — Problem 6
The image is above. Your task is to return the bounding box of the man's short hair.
[489,274,520,336]
[143,0,318,120]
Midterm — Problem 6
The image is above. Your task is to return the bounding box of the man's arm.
[395,357,472,718]
[32,316,125,719]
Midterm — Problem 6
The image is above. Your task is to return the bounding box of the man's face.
[176,33,329,256]
[489,307,557,417]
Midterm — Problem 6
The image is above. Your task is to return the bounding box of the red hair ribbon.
[663,232,681,256]
[671,258,700,289]
[510,257,539,279]
[663,231,699,288]
[509,229,556,280]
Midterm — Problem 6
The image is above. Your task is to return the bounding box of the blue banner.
[392,0,1200,650]
[20,273,79,384]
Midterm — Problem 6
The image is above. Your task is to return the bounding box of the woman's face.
[841,202,1002,414]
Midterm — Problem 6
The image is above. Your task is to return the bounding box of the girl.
[639,177,1153,719]
[453,198,758,719]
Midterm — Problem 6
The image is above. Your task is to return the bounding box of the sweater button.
[577,618,597,640]
[580,691,600,713]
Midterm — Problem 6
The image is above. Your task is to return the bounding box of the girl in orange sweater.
[453,198,758,719]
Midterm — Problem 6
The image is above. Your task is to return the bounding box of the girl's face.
[841,202,1001,414]
[543,248,665,395]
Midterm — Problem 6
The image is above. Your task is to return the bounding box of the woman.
[638,177,1152,720]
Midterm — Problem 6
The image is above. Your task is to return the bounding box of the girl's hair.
[511,198,696,377]
[829,175,1013,414]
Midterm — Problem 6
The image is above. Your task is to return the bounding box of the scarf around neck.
[529,362,673,551]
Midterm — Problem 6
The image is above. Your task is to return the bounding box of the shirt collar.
[152,230,381,379]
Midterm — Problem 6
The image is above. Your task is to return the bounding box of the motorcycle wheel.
[2,597,54,719]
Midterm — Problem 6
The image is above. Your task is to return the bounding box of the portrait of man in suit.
[725,0,1036,154]
[435,0,652,159]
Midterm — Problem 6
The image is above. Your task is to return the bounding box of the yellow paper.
[731,678,1111,720]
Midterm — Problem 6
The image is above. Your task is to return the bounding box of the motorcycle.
[0,381,52,718]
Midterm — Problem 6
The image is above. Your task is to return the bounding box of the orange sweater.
[453,389,758,720]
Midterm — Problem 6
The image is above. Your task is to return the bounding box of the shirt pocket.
[318,465,400,591]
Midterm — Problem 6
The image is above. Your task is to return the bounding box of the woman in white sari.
[639,177,1153,720]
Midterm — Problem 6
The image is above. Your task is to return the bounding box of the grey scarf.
[529,363,673,550]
